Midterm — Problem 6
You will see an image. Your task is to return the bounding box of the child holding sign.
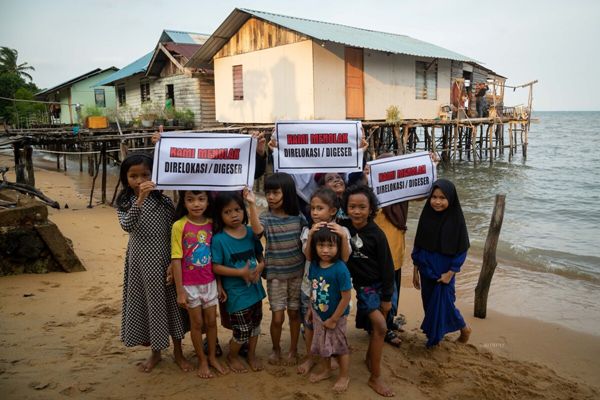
[115,153,190,373]
[211,192,266,373]
[171,190,227,378]
[245,173,307,366]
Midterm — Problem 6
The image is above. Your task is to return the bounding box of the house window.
[117,84,126,106]
[233,65,243,101]
[140,81,151,103]
[165,84,175,107]
[415,61,438,100]
[94,89,106,107]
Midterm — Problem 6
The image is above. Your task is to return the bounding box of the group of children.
[116,150,471,397]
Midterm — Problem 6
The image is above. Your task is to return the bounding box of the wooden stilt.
[101,142,107,204]
[472,126,478,165]
[522,123,528,158]
[474,194,506,318]
[24,144,35,186]
[488,124,493,164]
[401,124,408,155]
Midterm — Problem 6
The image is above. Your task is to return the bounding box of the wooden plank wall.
[451,60,463,80]
[215,17,308,58]
[198,75,217,128]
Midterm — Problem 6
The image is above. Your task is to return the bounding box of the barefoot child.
[245,173,307,366]
[211,192,266,373]
[306,227,352,393]
[116,153,190,373]
[171,190,227,378]
[412,179,472,347]
[298,187,351,375]
[341,184,396,397]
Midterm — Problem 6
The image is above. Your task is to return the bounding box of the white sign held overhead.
[151,132,257,191]
[367,152,437,206]
[273,120,363,174]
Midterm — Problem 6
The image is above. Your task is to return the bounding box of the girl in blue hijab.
[411,179,472,347]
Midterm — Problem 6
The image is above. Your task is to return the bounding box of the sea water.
[406,111,600,335]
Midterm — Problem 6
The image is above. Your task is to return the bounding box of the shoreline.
[1,155,599,398]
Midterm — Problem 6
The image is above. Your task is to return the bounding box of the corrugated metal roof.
[146,43,204,77]
[163,43,202,59]
[95,29,209,86]
[37,67,117,96]
[94,52,153,86]
[161,30,210,45]
[187,8,476,67]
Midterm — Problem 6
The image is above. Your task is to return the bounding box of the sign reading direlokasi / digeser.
[273,120,364,174]
[152,132,257,191]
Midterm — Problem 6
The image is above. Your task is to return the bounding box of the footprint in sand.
[78,286,102,301]
[43,321,77,331]
[77,302,120,319]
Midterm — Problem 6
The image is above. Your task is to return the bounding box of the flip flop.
[384,330,402,347]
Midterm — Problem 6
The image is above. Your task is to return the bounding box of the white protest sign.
[273,120,363,174]
[152,132,257,191]
[367,152,437,206]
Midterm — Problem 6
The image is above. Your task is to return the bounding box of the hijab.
[414,179,470,255]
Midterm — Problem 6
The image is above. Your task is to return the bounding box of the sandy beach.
[1,156,599,399]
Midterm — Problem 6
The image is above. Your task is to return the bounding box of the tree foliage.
[0,47,40,125]
[0,47,35,81]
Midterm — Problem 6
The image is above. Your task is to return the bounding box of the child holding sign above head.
[115,153,190,373]
[245,173,307,366]
[171,190,228,378]
[314,173,348,221]
[306,227,352,393]
[341,184,396,397]
[412,179,471,347]
[211,192,266,373]
[297,187,351,375]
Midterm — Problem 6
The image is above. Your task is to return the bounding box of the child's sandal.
[384,330,402,347]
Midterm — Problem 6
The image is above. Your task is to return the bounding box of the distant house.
[186,8,506,123]
[96,30,217,128]
[36,67,118,124]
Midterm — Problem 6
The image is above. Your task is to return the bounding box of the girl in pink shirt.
[171,190,227,378]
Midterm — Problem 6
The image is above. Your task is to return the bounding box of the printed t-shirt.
[171,216,214,285]
[308,259,352,321]
[300,225,352,296]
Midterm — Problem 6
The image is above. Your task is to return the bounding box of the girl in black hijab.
[411,179,471,347]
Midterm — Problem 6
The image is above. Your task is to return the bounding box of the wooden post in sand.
[474,194,506,318]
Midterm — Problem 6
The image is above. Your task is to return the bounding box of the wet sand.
[1,154,599,399]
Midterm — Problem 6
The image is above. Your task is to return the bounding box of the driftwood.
[474,194,506,318]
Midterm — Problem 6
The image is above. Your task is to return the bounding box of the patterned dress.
[117,193,187,351]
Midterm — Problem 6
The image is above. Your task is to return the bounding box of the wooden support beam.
[101,142,107,204]
[157,43,186,73]
[474,194,506,318]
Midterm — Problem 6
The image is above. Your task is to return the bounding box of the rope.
[31,146,155,155]
[0,95,78,107]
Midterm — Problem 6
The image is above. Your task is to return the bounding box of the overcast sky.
[2,0,599,111]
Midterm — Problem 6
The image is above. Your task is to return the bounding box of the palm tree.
[0,47,35,81]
